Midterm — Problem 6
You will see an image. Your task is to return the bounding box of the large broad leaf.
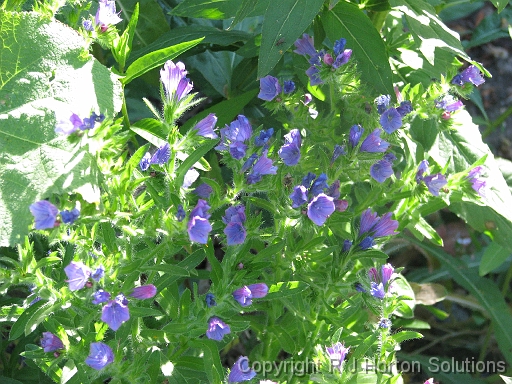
[421,110,512,252]
[0,11,122,246]
[322,2,394,96]
[257,0,324,78]
[407,237,512,366]
[171,0,270,19]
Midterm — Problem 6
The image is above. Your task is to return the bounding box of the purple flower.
[193,113,218,139]
[205,293,216,307]
[247,150,277,184]
[301,172,316,189]
[354,282,365,292]
[293,34,317,57]
[206,317,231,341]
[380,108,402,133]
[228,356,256,383]
[193,183,213,199]
[30,201,58,230]
[423,173,447,196]
[451,65,485,86]
[150,143,171,165]
[254,128,274,147]
[290,185,308,208]
[383,152,396,163]
[54,111,85,135]
[333,38,347,56]
[349,124,364,148]
[360,129,389,153]
[247,283,269,298]
[91,265,104,282]
[342,240,352,252]
[233,286,253,307]
[307,193,335,226]
[188,200,212,244]
[375,95,390,114]
[224,221,247,245]
[435,95,463,112]
[176,204,186,222]
[40,332,64,352]
[60,208,80,224]
[304,93,313,105]
[258,75,281,101]
[216,115,252,157]
[467,166,486,197]
[332,49,352,69]
[310,173,328,196]
[370,159,394,183]
[283,80,295,94]
[331,145,346,165]
[359,236,375,250]
[85,342,114,370]
[370,282,385,299]
[381,264,394,286]
[368,267,379,282]
[82,20,94,31]
[415,160,429,184]
[323,53,334,66]
[229,141,248,160]
[372,213,399,237]
[278,129,301,166]
[223,205,246,224]
[92,289,111,305]
[378,318,392,329]
[396,100,413,116]
[101,294,130,331]
[129,285,157,299]
[183,168,200,188]
[64,261,91,291]
[326,180,341,199]
[306,66,323,85]
[160,60,193,102]
[95,0,122,32]
[241,153,259,173]
[139,152,151,171]
[334,199,348,212]
[325,342,349,371]
[359,208,379,236]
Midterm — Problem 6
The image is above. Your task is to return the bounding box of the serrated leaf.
[0,11,121,246]
[258,0,324,78]
[408,237,512,366]
[123,38,204,84]
[479,241,511,276]
[322,2,393,96]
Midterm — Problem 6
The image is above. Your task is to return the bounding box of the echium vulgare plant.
[2,0,512,383]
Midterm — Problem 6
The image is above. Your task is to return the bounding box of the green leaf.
[265,281,309,299]
[122,38,204,84]
[322,1,393,96]
[129,306,163,317]
[171,0,269,19]
[117,0,170,50]
[351,333,378,359]
[9,300,48,340]
[130,119,167,147]
[258,0,324,78]
[0,11,121,246]
[229,0,259,29]
[489,0,508,13]
[408,236,512,366]
[113,2,139,70]
[175,139,219,188]
[391,330,423,343]
[190,340,223,384]
[246,196,278,215]
[479,241,511,276]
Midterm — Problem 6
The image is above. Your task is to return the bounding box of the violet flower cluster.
[258,75,296,101]
[278,129,302,166]
[30,200,80,229]
[160,60,193,104]
[192,113,219,139]
[216,115,253,160]
[415,160,448,196]
[40,332,64,353]
[293,34,352,85]
[357,209,399,250]
[223,205,247,245]
[374,94,412,134]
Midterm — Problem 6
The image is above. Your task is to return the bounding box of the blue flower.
[283,80,296,94]
[359,208,379,236]
[325,180,341,199]
[30,201,58,230]
[129,285,157,299]
[396,100,413,116]
[342,240,352,252]
[254,128,274,147]
[241,153,259,173]
[206,317,231,341]
[193,113,218,139]
[216,115,252,159]
[307,193,335,226]
[223,205,247,245]
[258,75,281,101]
[223,205,246,224]
[289,185,308,208]
[332,49,352,69]
[435,95,463,112]
[359,236,375,250]
[423,173,447,196]
[372,213,398,237]
[333,38,347,56]
[95,0,122,32]
[301,172,317,189]
[176,204,186,222]
[101,294,130,331]
[193,183,213,199]
[310,173,328,196]
[278,129,301,166]
[325,342,349,371]
[247,283,269,298]
[416,160,429,184]
[232,286,253,307]
[330,144,346,165]
[349,124,364,148]
[360,129,389,153]
[85,342,114,370]
[41,332,64,352]
[380,108,402,133]
[293,34,317,57]
[205,293,216,307]
[139,152,151,171]
[60,208,80,224]
[150,143,171,165]
[370,282,385,299]
[64,261,91,291]
[378,318,392,329]
[187,200,212,244]
[370,159,394,183]
[82,20,94,31]
[228,356,256,383]
[91,265,104,282]
[247,150,278,184]
[451,65,485,86]
[467,166,486,198]
[229,141,248,160]
[160,60,192,102]
[375,95,390,114]
[381,263,394,287]
[92,289,111,305]
[306,66,323,85]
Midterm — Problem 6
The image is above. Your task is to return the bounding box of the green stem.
[121,93,130,129]
[482,104,512,139]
